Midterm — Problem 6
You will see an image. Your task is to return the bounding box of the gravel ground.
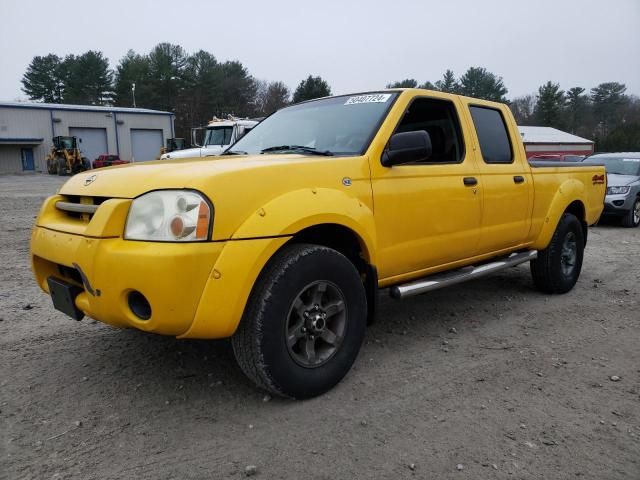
[1,173,639,480]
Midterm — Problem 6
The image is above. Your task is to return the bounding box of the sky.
[1,0,639,102]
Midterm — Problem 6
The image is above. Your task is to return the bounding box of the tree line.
[21,46,639,151]
[387,68,639,152]
[511,82,639,151]
[21,43,331,140]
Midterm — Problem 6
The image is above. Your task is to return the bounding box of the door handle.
[463,177,478,186]
[513,175,525,184]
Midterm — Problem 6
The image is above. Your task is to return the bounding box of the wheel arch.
[564,199,588,245]
[286,223,378,325]
[532,179,589,250]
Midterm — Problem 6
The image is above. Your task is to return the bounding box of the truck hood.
[606,173,640,187]
[162,145,226,160]
[60,155,329,198]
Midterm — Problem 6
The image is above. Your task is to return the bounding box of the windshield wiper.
[221,150,247,155]
[260,145,334,156]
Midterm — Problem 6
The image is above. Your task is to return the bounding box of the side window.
[394,98,464,164]
[469,106,513,164]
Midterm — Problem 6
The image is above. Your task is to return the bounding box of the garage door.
[69,127,108,163]
[131,129,163,161]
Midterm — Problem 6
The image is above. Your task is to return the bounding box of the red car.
[528,154,585,162]
[92,154,130,169]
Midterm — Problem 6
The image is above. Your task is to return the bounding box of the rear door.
[463,103,533,253]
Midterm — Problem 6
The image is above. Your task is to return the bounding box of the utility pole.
[132,83,136,108]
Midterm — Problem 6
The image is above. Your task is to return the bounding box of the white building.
[518,126,594,158]
[0,102,174,174]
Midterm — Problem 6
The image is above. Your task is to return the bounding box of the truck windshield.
[584,156,640,176]
[228,93,398,156]
[204,126,233,146]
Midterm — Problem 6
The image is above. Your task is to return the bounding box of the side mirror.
[381,131,432,167]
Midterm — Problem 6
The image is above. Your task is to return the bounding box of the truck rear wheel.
[232,243,367,399]
[530,213,584,294]
[621,198,640,228]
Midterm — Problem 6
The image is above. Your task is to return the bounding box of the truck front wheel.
[232,244,367,399]
[47,158,57,175]
[57,156,67,176]
[530,213,584,294]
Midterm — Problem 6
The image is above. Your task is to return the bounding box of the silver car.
[584,152,640,227]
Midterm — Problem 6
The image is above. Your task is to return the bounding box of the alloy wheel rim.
[285,280,347,368]
[560,231,577,277]
[634,200,640,225]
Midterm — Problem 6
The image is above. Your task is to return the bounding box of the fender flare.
[231,187,377,264]
[532,179,587,250]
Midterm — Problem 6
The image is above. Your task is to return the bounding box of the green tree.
[565,87,588,134]
[293,75,332,102]
[216,60,257,116]
[21,54,65,103]
[147,43,189,112]
[179,50,221,134]
[458,67,508,102]
[386,78,418,88]
[113,50,152,108]
[435,69,459,93]
[591,82,628,131]
[534,82,565,127]
[61,51,113,105]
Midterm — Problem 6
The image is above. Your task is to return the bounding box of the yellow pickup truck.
[31,89,605,398]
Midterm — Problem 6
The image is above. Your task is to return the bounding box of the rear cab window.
[469,106,513,164]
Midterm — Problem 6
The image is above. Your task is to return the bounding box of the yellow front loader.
[46,136,90,175]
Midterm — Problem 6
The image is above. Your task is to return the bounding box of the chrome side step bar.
[390,250,538,299]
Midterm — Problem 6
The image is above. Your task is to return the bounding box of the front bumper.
[31,226,224,336]
[31,192,293,338]
[31,227,290,339]
[603,193,634,215]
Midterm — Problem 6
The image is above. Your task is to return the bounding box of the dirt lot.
[1,173,639,480]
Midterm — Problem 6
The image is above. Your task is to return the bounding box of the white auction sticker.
[622,158,640,162]
[344,94,392,105]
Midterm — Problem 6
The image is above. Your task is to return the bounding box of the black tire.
[232,243,367,399]
[530,213,584,294]
[57,156,66,176]
[47,158,57,175]
[621,197,640,228]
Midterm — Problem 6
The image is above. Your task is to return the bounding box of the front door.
[371,96,482,281]
[21,148,34,171]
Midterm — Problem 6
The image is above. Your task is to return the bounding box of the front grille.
[55,195,110,222]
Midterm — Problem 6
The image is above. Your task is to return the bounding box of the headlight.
[607,186,630,195]
[124,190,212,242]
